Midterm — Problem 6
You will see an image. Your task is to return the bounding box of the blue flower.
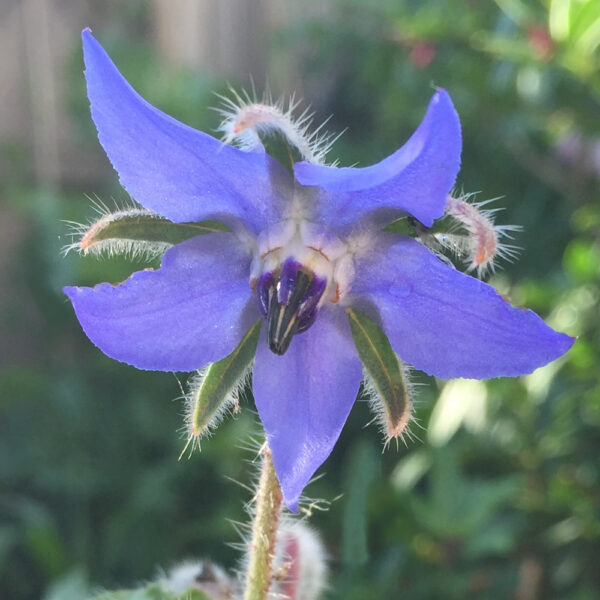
[64,30,573,510]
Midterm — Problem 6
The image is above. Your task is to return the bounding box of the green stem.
[243,446,283,600]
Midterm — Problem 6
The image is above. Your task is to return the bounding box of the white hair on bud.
[215,87,341,165]
[270,519,328,600]
[158,560,234,599]
[61,195,170,261]
[440,193,522,278]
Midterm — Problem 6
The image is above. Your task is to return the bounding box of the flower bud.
[271,520,328,600]
[441,194,521,277]
[216,91,338,164]
[159,560,234,599]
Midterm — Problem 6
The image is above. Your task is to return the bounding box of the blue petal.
[294,90,461,228]
[351,235,574,379]
[64,233,257,371]
[82,29,292,232]
[253,307,363,510]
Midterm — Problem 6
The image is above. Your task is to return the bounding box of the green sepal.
[383,216,414,236]
[83,212,228,248]
[347,308,412,439]
[187,319,262,440]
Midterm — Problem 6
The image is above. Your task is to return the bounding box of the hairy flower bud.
[216,89,339,165]
[159,560,234,599]
[271,520,328,600]
[441,194,521,276]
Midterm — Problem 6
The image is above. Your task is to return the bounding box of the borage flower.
[65,30,573,510]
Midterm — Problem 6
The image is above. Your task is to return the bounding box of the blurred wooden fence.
[0,0,328,188]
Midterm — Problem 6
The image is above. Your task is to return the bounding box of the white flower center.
[249,219,355,354]
[250,219,355,306]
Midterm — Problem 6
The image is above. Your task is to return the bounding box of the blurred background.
[1,0,599,598]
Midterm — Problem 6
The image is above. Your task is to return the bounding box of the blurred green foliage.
[1,1,599,599]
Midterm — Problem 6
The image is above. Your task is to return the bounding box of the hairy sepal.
[65,207,228,260]
[347,308,413,442]
[216,89,339,165]
[440,194,521,277]
[182,319,262,454]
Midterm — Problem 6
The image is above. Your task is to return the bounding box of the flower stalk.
[244,446,284,600]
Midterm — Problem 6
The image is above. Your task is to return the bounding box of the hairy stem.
[244,446,283,600]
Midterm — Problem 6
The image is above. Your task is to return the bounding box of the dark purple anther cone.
[278,259,303,305]
[256,258,328,355]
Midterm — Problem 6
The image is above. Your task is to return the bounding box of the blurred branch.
[21,0,61,187]
[503,136,585,205]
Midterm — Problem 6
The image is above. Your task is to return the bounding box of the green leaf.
[408,446,519,539]
[184,319,262,444]
[43,569,89,600]
[342,441,378,567]
[347,308,412,439]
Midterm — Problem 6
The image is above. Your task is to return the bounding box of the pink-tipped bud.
[159,560,234,599]
[441,194,521,277]
[62,199,224,261]
[215,90,339,165]
[62,205,171,260]
[271,520,328,600]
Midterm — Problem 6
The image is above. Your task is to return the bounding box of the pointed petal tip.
[293,88,461,227]
[351,236,576,380]
[283,494,300,514]
[431,86,451,101]
[63,234,255,373]
[253,309,362,514]
[277,467,306,514]
[81,27,97,52]
[79,29,290,229]
[555,330,577,357]
[63,285,82,300]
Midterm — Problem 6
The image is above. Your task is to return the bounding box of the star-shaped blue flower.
[65,30,573,510]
